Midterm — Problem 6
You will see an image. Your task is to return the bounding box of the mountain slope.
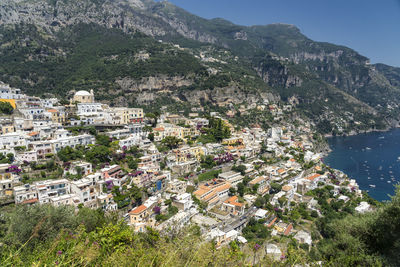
[0,0,399,133]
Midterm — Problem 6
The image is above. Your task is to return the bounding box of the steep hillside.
[0,0,399,133]
[0,22,275,109]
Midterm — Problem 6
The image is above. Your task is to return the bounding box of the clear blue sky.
[165,0,400,67]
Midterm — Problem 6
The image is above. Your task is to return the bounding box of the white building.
[294,230,312,246]
[106,128,131,139]
[70,178,98,208]
[51,134,95,152]
[67,161,93,176]
[14,184,38,204]
[119,134,141,149]
[254,208,269,220]
[0,82,24,99]
[16,150,38,163]
[355,201,373,214]
[77,103,103,116]
[172,193,193,212]
[19,107,45,120]
[218,171,244,188]
[35,179,70,204]
[0,132,28,149]
[50,194,77,207]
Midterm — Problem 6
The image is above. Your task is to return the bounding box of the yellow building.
[47,109,66,124]
[222,137,243,146]
[72,90,94,103]
[1,124,15,134]
[173,146,206,163]
[0,172,13,197]
[113,108,144,124]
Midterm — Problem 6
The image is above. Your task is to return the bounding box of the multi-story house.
[111,107,144,124]
[0,132,28,150]
[67,161,93,176]
[221,196,245,216]
[119,134,141,149]
[249,175,270,195]
[0,82,24,99]
[46,107,66,124]
[35,179,70,204]
[77,102,104,116]
[19,107,45,120]
[172,193,193,212]
[0,117,15,134]
[106,128,131,139]
[101,165,123,179]
[51,134,95,153]
[14,184,38,204]
[218,171,244,188]
[29,141,53,160]
[70,178,98,208]
[193,179,231,207]
[129,196,158,232]
[16,150,38,163]
[0,171,15,197]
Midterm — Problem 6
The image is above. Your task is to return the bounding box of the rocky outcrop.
[0,0,168,36]
[116,76,193,92]
[255,64,303,88]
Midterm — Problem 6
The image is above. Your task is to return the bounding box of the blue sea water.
[324,128,400,201]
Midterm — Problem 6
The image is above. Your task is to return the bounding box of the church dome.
[74,90,92,96]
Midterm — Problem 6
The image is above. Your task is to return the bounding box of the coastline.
[324,125,395,139]
[321,126,398,157]
[323,128,400,202]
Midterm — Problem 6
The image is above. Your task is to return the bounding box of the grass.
[197,169,222,182]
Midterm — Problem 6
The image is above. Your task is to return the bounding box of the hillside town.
[0,81,373,256]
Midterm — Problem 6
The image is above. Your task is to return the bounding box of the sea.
[324,128,400,201]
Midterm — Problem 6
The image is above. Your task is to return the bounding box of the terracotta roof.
[282,185,293,192]
[215,183,231,192]
[227,196,238,202]
[203,191,217,201]
[277,169,285,174]
[153,127,164,131]
[249,176,265,185]
[47,109,57,113]
[267,217,277,227]
[21,198,38,204]
[193,188,209,198]
[28,131,39,136]
[129,204,147,214]
[284,223,293,236]
[306,173,321,181]
[224,196,244,207]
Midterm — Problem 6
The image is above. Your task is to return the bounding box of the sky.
[165,0,400,67]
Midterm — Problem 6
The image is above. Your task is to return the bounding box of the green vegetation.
[0,23,207,98]
[200,155,216,169]
[197,169,221,182]
[160,136,182,149]
[242,218,271,242]
[0,102,14,115]
[0,153,14,164]
[231,164,246,175]
[111,185,142,208]
[196,117,231,144]
[1,182,400,266]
